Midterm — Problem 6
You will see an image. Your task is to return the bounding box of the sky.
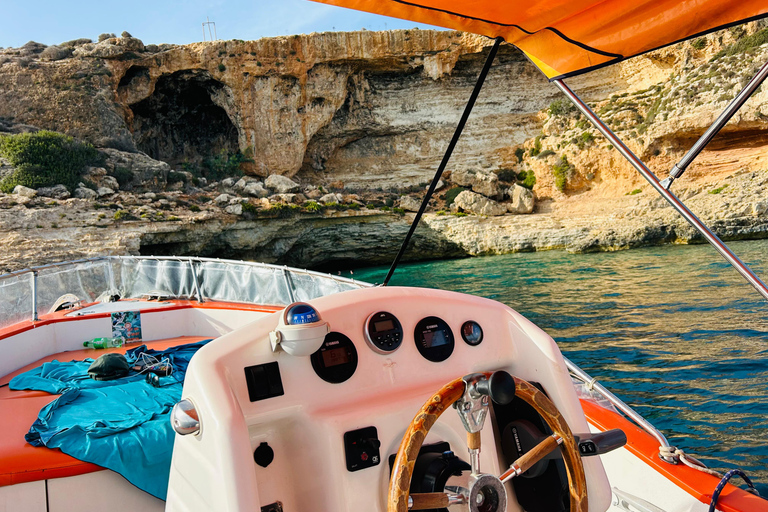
[0,0,443,49]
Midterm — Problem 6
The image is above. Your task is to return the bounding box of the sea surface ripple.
[348,239,768,495]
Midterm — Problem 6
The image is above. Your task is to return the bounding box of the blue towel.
[10,340,211,500]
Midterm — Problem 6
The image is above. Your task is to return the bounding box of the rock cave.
[129,70,239,167]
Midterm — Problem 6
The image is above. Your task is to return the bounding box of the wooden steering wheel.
[387,373,588,512]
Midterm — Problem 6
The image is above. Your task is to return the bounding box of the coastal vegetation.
[0,131,103,193]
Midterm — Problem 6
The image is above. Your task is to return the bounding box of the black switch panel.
[244,362,284,402]
[344,426,381,472]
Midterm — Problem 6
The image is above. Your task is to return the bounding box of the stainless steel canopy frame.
[552,76,768,302]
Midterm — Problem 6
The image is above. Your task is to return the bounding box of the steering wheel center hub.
[468,474,506,512]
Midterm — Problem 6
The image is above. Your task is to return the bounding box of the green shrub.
[189,204,201,212]
[529,135,542,157]
[444,186,466,207]
[0,131,103,193]
[581,132,595,144]
[218,63,226,72]
[241,201,259,214]
[552,155,574,192]
[537,149,555,159]
[392,207,405,215]
[110,167,133,188]
[709,185,728,194]
[304,200,323,213]
[497,169,516,182]
[167,171,187,185]
[201,149,251,181]
[713,27,768,60]
[548,99,576,117]
[627,188,642,195]
[514,147,525,163]
[691,38,707,50]
[516,170,536,190]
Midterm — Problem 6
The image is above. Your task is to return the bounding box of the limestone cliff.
[0,24,767,272]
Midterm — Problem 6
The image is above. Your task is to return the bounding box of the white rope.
[658,446,722,478]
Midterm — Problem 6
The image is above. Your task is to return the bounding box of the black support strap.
[382,36,503,286]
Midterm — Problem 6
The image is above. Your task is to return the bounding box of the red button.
[361,452,368,461]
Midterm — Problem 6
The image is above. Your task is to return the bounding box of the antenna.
[202,17,217,42]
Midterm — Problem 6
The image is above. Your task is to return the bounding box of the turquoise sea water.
[345,239,768,495]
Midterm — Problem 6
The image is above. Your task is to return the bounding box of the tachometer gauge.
[461,321,483,346]
[414,316,454,362]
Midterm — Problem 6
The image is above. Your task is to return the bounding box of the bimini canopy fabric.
[311,0,768,79]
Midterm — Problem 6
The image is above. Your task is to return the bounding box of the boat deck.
[0,335,211,486]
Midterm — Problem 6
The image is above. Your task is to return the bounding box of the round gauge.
[414,316,454,362]
[461,321,484,346]
[365,311,403,353]
[311,332,358,384]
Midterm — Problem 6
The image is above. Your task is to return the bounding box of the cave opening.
[129,70,239,167]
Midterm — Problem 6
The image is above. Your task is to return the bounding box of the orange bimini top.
[310,0,768,79]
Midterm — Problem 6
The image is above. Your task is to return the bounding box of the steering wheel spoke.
[499,433,563,483]
[408,491,466,510]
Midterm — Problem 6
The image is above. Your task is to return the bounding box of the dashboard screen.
[322,347,350,367]
[424,330,448,348]
[374,319,395,332]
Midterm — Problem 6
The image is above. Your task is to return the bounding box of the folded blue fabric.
[10,340,211,500]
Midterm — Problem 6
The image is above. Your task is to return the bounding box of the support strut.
[382,37,503,286]
[553,79,768,302]
[661,58,768,189]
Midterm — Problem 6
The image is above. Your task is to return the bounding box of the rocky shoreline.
[0,24,767,274]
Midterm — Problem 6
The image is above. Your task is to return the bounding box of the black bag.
[88,353,130,381]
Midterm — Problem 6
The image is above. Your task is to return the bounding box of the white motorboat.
[2,1,768,511]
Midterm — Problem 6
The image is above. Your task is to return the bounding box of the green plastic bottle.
[83,337,124,349]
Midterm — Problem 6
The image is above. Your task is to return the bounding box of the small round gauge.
[311,332,358,384]
[365,311,403,353]
[461,321,484,346]
[414,316,454,362]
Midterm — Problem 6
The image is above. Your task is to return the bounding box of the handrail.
[563,356,677,464]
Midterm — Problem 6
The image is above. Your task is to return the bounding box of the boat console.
[166,286,614,512]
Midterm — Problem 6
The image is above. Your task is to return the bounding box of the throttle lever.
[574,429,627,456]
[474,371,516,405]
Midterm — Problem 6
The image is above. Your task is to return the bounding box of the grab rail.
[563,356,677,464]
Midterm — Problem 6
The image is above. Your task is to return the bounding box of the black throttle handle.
[475,371,516,405]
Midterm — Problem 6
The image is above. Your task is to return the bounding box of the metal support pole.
[553,78,768,302]
[189,258,204,303]
[282,267,296,304]
[661,58,768,189]
[31,271,38,322]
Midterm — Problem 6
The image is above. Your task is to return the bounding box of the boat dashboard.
[166,286,612,512]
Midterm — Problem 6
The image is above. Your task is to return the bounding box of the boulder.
[37,184,70,199]
[265,174,300,194]
[243,182,269,198]
[102,175,119,191]
[221,178,236,189]
[506,184,535,214]
[224,203,243,216]
[13,185,37,198]
[452,190,506,216]
[97,187,115,197]
[399,195,422,212]
[451,168,503,200]
[305,188,323,200]
[74,187,98,200]
[319,193,343,204]
[100,148,170,190]
[214,194,232,206]
[269,193,300,204]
